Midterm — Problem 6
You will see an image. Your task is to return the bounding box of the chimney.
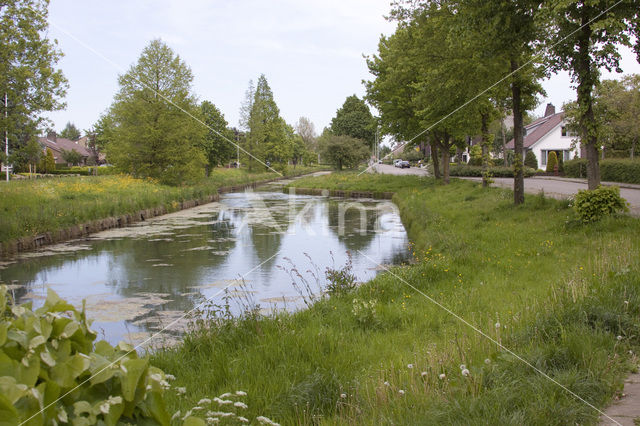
[47,131,57,142]
[544,103,556,117]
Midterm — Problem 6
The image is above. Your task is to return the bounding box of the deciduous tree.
[544,0,640,189]
[105,39,206,185]
[0,0,68,165]
[59,121,81,141]
[200,100,234,173]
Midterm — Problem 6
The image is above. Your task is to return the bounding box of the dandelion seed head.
[398,389,405,395]
[461,369,470,377]
[340,393,347,399]
[439,373,446,380]
[421,371,428,377]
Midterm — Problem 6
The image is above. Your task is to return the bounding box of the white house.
[506,104,581,169]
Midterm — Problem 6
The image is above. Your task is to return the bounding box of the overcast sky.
[45,0,639,138]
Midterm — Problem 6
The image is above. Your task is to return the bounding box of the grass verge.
[0,166,323,243]
[151,175,640,424]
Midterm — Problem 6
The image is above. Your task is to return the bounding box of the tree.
[295,117,317,151]
[200,101,234,173]
[238,79,254,131]
[60,121,81,141]
[318,133,369,170]
[43,147,55,172]
[524,150,538,169]
[105,39,206,185]
[546,151,558,173]
[245,74,289,171]
[61,148,82,166]
[544,0,640,189]
[330,95,377,148]
[0,0,67,161]
[459,0,545,202]
[23,138,42,176]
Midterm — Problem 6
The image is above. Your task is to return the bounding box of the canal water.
[0,180,410,347]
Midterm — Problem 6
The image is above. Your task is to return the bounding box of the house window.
[561,126,566,137]
[563,150,571,161]
[541,150,547,166]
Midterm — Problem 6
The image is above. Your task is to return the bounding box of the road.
[370,163,430,176]
[370,164,640,216]
[465,176,640,216]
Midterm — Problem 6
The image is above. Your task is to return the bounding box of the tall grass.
[152,177,640,424]
[0,166,322,242]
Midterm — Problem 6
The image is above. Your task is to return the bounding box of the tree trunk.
[430,140,440,179]
[630,136,636,160]
[501,121,508,167]
[576,11,600,190]
[481,113,490,188]
[440,137,451,184]
[511,59,525,205]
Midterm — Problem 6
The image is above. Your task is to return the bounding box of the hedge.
[564,158,640,184]
[449,165,536,178]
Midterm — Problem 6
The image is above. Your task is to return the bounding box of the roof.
[505,112,565,150]
[38,136,91,157]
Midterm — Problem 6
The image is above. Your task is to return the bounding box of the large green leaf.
[120,358,148,402]
[0,393,19,426]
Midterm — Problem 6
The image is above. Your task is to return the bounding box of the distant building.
[506,103,581,169]
[38,131,92,166]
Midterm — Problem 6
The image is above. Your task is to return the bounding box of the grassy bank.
[0,166,322,243]
[289,172,430,193]
[151,176,640,424]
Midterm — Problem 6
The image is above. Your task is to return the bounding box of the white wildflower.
[617,335,623,341]
[256,416,280,425]
[165,374,176,381]
[192,406,204,411]
[383,381,390,386]
[213,397,233,405]
[439,373,446,380]
[219,392,233,398]
[171,411,181,421]
[484,358,491,365]
[235,390,247,396]
[175,387,187,395]
[398,389,405,395]
[206,418,220,424]
[459,364,466,370]
[421,371,428,377]
[494,322,500,329]
[237,417,249,423]
[198,398,212,405]
[99,402,110,414]
[340,393,347,399]
[234,401,248,409]
[407,364,414,369]
[461,369,470,377]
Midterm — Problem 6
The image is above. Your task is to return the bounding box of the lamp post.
[4,92,8,182]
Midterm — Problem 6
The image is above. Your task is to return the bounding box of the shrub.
[325,253,357,295]
[564,158,640,184]
[564,158,588,178]
[573,186,628,223]
[468,145,483,166]
[0,286,173,425]
[449,165,536,178]
[545,151,558,173]
[524,150,538,169]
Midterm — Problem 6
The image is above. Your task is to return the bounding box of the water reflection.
[0,184,410,347]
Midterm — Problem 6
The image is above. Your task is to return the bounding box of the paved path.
[601,372,640,425]
[369,163,430,176]
[463,176,640,217]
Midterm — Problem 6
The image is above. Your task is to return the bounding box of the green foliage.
[199,101,234,172]
[40,148,56,173]
[545,151,558,173]
[318,134,369,170]
[0,285,173,425]
[61,149,83,166]
[245,75,290,171]
[22,138,42,172]
[524,150,538,169]
[330,95,377,147]
[573,186,628,223]
[0,0,68,159]
[469,145,483,166]
[565,158,640,184]
[449,165,535,178]
[325,254,357,295]
[59,122,81,141]
[105,39,206,185]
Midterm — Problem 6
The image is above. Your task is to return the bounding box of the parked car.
[394,159,402,167]
[399,160,410,168]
